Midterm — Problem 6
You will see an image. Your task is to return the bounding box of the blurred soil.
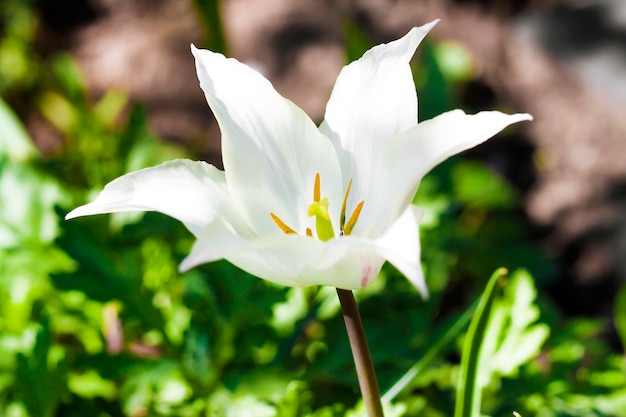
[34,0,626,315]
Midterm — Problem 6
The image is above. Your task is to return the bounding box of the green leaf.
[276,381,313,417]
[208,388,276,417]
[455,269,548,417]
[50,53,87,103]
[341,19,373,64]
[68,370,117,400]
[93,89,128,128]
[412,40,453,121]
[192,0,227,53]
[452,161,518,209]
[53,214,166,332]
[480,270,549,380]
[36,90,79,133]
[119,361,188,416]
[15,317,68,417]
[454,267,507,417]
[381,300,476,404]
[433,41,475,83]
[615,284,626,351]
[0,98,37,162]
[0,162,67,247]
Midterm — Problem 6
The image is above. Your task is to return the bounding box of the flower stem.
[336,288,384,417]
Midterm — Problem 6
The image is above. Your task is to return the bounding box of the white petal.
[328,205,427,295]
[179,216,250,271]
[373,205,427,296]
[293,243,385,289]
[181,207,426,292]
[389,110,533,217]
[319,21,438,237]
[192,46,342,237]
[66,159,247,238]
[181,225,386,289]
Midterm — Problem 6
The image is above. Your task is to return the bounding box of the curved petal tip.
[65,205,95,220]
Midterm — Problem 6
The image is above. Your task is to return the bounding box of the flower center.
[270,173,364,241]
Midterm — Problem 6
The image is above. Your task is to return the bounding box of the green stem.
[336,288,384,417]
[191,0,227,53]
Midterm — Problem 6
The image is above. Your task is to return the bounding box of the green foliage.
[192,0,227,53]
[514,319,626,417]
[0,2,624,417]
[452,268,549,417]
[478,270,549,383]
[615,284,626,351]
[455,268,507,417]
[0,98,37,161]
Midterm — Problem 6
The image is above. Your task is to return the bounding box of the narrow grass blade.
[381,300,477,404]
[454,267,508,417]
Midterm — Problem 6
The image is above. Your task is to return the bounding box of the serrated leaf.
[481,269,549,381]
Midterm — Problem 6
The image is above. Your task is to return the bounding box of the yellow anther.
[313,172,321,202]
[270,212,297,234]
[343,200,364,236]
[340,178,353,231]
[271,173,361,241]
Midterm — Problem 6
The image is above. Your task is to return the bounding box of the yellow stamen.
[313,172,320,202]
[343,200,364,236]
[270,212,297,234]
[306,228,313,237]
[340,178,353,231]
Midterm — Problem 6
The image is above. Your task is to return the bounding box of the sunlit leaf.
[0,98,37,161]
[455,267,506,417]
[68,369,117,399]
[452,160,517,209]
[51,53,87,103]
[433,41,475,83]
[480,270,549,381]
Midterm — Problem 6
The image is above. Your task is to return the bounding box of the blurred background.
[1,0,626,416]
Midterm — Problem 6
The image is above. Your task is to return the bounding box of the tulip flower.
[66,20,531,296]
[67,20,533,416]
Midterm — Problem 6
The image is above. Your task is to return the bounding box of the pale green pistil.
[307,197,334,241]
